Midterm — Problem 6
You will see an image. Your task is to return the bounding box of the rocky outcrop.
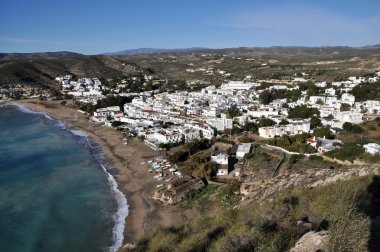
[290,231,329,252]
[240,164,380,204]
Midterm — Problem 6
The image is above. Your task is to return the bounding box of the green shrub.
[309,155,323,161]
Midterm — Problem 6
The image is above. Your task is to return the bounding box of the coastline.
[12,99,192,247]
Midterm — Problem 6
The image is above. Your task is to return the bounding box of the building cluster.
[55,74,159,105]
[56,75,104,104]
[54,70,380,176]
[83,72,380,151]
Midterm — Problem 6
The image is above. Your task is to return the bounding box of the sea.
[0,104,128,252]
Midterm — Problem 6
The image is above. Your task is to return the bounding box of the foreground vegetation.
[121,174,380,252]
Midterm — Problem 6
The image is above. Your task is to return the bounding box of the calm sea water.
[0,105,128,252]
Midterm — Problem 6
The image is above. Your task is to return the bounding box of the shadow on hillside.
[361,176,380,251]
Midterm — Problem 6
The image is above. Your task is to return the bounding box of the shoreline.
[11,99,192,248]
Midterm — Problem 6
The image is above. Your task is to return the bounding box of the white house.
[259,121,310,138]
[185,123,215,139]
[325,88,336,96]
[363,143,380,155]
[206,118,233,131]
[178,128,201,143]
[315,82,327,88]
[220,81,255,90]
[236,143,252,158]
[148,130,183,144]
[334,111,363,127]
[341,93,355,105]
[211,154,230,176]
[309,96,326,104]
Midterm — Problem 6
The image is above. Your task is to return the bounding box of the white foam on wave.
[85,136,129,252]
[11,103,41,114]
[10,103,66,128]
[69,129,88,138]
[69,129,128,252]
[100,164,129,252]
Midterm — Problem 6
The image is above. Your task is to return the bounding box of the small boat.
[153,174,162,179]
[156,184,164,188]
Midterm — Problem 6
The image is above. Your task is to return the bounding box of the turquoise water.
[0,105,127,252]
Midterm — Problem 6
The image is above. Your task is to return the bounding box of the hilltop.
[104,47,208,56]
[0,55,138,88]
[0,51,83,61]
[1,45,380,89]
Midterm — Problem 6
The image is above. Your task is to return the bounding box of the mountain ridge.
[103,47,209,56]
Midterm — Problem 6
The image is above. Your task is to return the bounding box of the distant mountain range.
[0,51,83,61]
[103,47,209,56]
[2,44,380,59]
[1,45,379,88]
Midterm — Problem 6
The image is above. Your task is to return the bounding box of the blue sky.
[1,0,379,54]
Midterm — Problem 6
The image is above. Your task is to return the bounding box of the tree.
[316,99,324,105]
[167,151,188,163]
[343,122,354,132]
[244,153,254,160]
[227,104,241,118]
[258,117,275,127]
[340,103,351,111]
[324,114,334,120]
[184,139,211,155]
[288,154,303,166]
[343,122,363,134]
[350,81,380,102]
[279,119,289,125]
[310,116,321,129]
[111,121,125,127]
[288,105,320,119]
[314,126,332,139]
[242,121,258,133]
[259,90,273,104]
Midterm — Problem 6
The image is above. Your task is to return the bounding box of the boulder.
[290,231,329,252]
[306,215,329,231]
[296,220,313,235]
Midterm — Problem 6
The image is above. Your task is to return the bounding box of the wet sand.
[14,99,191,244]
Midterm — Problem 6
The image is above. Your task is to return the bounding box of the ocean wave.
[100,164,129,252]
[13,103,129,252]
[85,138,129,252]
[69,129,88,138]
[10,103,66,128]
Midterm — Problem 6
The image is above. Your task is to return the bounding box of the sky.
[1,0,380,54]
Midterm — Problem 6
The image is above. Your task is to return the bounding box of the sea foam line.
[11,103,129,252]
[10,103,66,128]
[83,134,129,252]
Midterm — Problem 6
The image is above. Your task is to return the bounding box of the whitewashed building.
[236,143,252,158]
[259,121,310,138]
[363,143,380,155]
[211,154,230,176]
[206,118,233,131]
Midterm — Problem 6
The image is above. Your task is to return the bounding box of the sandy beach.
[13,99,194,245]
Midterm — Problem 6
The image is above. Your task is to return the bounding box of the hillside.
[105,47,208,56]
[0,55,138,88]
[0,51,83,61]
[122,165,380,252]
[1,46,380,88]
